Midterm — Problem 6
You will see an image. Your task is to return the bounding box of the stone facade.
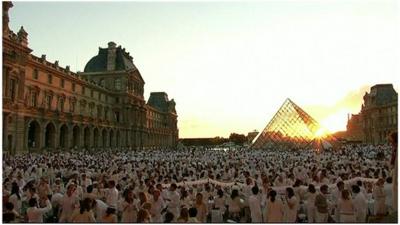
[346,84,397,144]
[2,2,178,154]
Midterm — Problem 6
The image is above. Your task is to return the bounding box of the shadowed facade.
[2,2,178,154]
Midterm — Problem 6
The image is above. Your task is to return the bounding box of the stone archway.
[72,125,80,148]
[116,130,120,147]
[93,128,99,148]
[84,126,90,148]
[27,120,40,149]
[102,129,107,147]
[44,122,56,148]
[109,130,114,147]
[59,124,68,149]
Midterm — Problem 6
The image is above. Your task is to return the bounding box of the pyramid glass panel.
[251,98,333,149]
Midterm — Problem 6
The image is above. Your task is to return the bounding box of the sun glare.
[315,127,330,138]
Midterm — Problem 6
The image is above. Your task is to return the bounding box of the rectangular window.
[60,79,65,88]
[33,69,39,79]
[9,79,16,101]
[70,100,75,113]
[31,91,37,107]
[46,95,52,110]
[91,90,94,98]
[82,86,85,95]
[48,74,52,84]
[59,98,64,112]
[72,83,76,92]
[115,111,120,122]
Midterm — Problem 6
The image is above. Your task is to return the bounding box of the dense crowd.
[2,142,397,223]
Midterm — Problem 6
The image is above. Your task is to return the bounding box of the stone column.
[54,123,60,150]
[13,115,25,153]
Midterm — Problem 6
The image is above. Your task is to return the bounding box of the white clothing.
[59,193,79,222]
[286,196,299,222]
[27,200,52,223]
[167,190,180,217]
[384,183,393,210]
[95,199,108,222]
[353,193,367,223]
[119,199,138,223]
[266,199,284,223]
[306,192,317,223]
[248,195,262,222]
[105,187,119,208]
[8,194,22,214]
[150,198,165,223]
[228,197,241,213]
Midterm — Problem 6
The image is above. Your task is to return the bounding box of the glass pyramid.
[251,98,334,150]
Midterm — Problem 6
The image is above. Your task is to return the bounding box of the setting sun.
[315,127,330,138]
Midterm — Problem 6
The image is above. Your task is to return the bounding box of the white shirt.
[60,193,79,222]
[105,187,119,207]
[51,193,64,208]
[353,192,367,216]
[95,199,108,222]
[9,194,22,214]
[27,200,52,223]
[150,198,166,223]
[248,194,262,222]
[384,183,393,207]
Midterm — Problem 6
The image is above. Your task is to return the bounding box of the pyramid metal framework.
[251,98,335,149]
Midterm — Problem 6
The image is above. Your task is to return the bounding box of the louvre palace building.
[2,2,178,154]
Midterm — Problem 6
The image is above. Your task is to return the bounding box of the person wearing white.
[384,177,393,213]
[266,190,284,222]
[227,189,242,221]
[105,180,119,208]
[26,198,52,223]
[59,184,80,222]
[248,186,262,222]
[337,189,356,222]
[315,185,329,223]
[167,183,181,218]
[9,183,22,215]
[373,178,387,216]
[150,190,165,223]
[306,184,317,223]
[195,193,208,223]
[352,185,367,223]
[285,187,299,222]
[94,199,108,222]
[214,189,226,216]
[119,189,138,223]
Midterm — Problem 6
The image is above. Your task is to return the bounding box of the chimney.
[107,41,117,71]
[17,26,28,47]
[66,65,70,72]
[2,2,13,36]
[41,54,46,61]
[54,60,59,67]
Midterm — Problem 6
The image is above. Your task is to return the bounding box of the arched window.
[59,97,65,112]
[115,79,121,90]
[100,79,105,87]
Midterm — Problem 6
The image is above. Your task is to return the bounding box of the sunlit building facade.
[2,2,178,154]
[347,84,398,144]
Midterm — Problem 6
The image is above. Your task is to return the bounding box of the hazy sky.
[9,0,398,138]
